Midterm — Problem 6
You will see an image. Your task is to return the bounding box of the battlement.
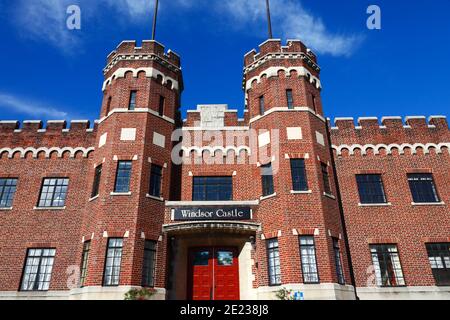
[106,40,181,69]
[244,39,318,69]
[331,115,449,147]
[184,105,248,128]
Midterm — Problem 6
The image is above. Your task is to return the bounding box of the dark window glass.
[267,239,281,286]
[91,165,102,198]
[149,165,163,198]
[106,96,112,115]
[193,251,210,266]
[426,243,450,286]
[259,96,265,115]
[129,91,137,110]
[80,241,91,287]
[311,94,317,112]
[299,236,319,283]
[21,248,56,291]
[103,238,123,286]
[38,178,69,208]
[192,177,232,201]
[408,173,440,203]
[0,178,18,208]
[321,163,332,195]
[286,89,294,109]
[356,174,387,204]
[261,163,275,197]
[114,161,132,193]
[333,238,345,285]
[159,96,165,116]
[370,244,405,287]
[142,240,157,287]
[290,159,308,191]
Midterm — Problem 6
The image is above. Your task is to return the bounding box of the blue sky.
[0,0,449,123]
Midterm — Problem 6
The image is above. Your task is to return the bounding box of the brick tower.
[243,39,355,298]
[78,40,183,299]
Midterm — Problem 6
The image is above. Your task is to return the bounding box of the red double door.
[188,247,240,300]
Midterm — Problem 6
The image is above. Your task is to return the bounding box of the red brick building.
[0,38,448,300]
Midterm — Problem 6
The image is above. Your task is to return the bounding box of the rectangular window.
[142,240,157,287]
[158,95,165,116]
[149,164,163,198]
[356,174,387,204]
[20,248,56,291]
[290,159,308,191]
[91,165,102,198]
[321,163,332,195]
[333,238,345,285]
[103,238,123,286]
[299,236,320,283]
[286,89,294,109]
[370,244,405,287]
[192,177,233,201]
[261,163,275,197]
[38,178,69,208]
[408,173,440,203]
[311,94,317,112]
[259,96,265,115]
[128,91,137,110]
[80,241,91,287]
[114,161,132,193]
[0,178,18,208]
[267,239,281,286]
[106,96,112,115]
[426,243,450,286]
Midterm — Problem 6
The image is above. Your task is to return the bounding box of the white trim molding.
[182,146,251,157]
[102,67,179,91]
[0,147,95,159]
[332,142,450,156]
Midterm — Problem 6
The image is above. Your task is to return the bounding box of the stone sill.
[89,195,99,202]
[146,194,164,202]
[260,193,277,201]
[290,190,312,194]
[0,207,13,211]
[323,193,336,200]
[411,202,445,206]
[110,192,132,196]
[358,203,392,207]
[33,206,66,211]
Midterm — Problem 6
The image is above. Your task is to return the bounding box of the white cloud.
[0,93,69,118]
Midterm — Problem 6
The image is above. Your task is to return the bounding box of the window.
[106,96,112,115]
[261,163,275,197]
[333,238,345,285]
[408,173,440,203]
[38,178,69,208]
[259,96,265,115]
[321,163,332,195]
[290,159,308,191]
[80,241,91,287]
[267,239,281,286]
[20,248,56,291]
[0,178,18,208]
[356,174,387,204]
[193,177,232,201]
[299,236,319,283]
[128,91,137,110]
[142,240,157,287]
[158,95,165,116]
[91,165,102,198]
[311,94,317,112]
[426,243,450,286]
[114,161,132,193]
[370,244,405,287]
[103,238,123,286]
[286,89,294,109]
[149,164,163,198]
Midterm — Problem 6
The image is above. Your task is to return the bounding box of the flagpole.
[266,0,273,39]
[152,0,159,40]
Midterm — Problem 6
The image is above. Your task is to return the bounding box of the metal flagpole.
[266,0,273,39]
[152,0,159,40]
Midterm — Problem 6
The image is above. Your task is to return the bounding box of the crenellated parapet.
[331,116,450,156]
[183,105,248,128]
[0,120,97,158]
